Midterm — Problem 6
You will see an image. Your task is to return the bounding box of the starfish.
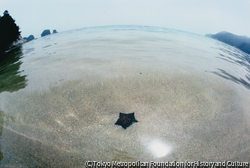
[115,112,138,129]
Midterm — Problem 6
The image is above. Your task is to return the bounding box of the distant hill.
[205,31,250,55]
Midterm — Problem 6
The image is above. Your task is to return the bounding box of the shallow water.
[0,26,250,166]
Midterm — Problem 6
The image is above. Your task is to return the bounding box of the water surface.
[0,26,249,166]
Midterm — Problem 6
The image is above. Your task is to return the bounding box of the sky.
[0,0,250,38]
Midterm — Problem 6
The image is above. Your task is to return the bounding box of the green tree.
[0,10,21,56]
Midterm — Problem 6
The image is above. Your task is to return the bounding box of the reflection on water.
[0,46,26,163]
[217,43,250,65]
[42,44,52,48]
[0,111,4,161]
[212,68,250,90]
[0,46,27,93]
[211,42,250,89]
[149,140,171,158]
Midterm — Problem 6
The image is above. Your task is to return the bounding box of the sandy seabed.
[1,70,250,166]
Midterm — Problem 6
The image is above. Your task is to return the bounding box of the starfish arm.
[132,119,138,122]
[129,113,138,122]
[115,119,122,125]
[119,112,124,118]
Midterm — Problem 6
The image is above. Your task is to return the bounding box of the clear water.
[0,25,249,166]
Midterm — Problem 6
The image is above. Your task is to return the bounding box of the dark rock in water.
[52,29,58,34]
[41,29,51,37]
[23,35,35,41]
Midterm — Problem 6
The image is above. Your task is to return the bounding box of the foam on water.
[0,26,249,166]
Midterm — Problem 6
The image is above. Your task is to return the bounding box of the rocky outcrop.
[52,29,58,34]
[41,29,51,37]
[23,35,34,41]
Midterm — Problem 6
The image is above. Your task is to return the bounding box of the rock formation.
[41,29,51,37]
[52,29,58,34]
[23,35,35,41]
